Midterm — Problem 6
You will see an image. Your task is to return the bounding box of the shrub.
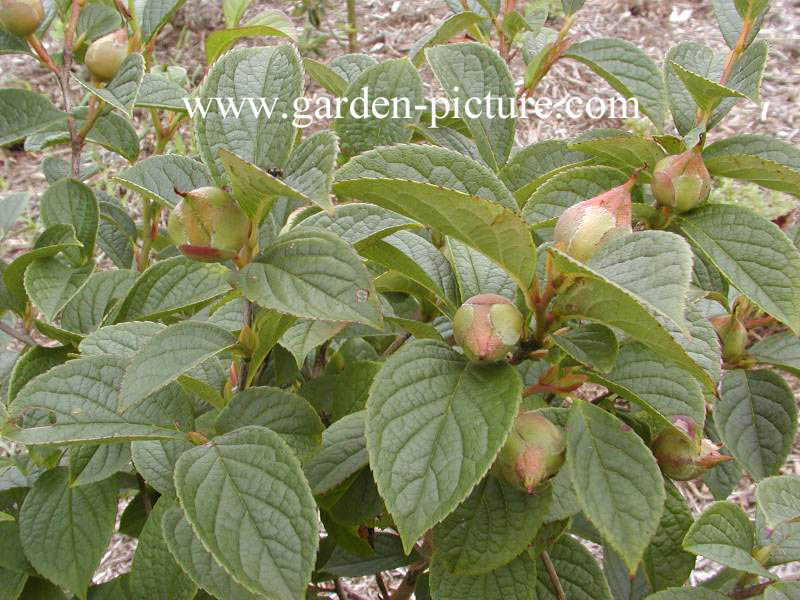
[1,0,799,598]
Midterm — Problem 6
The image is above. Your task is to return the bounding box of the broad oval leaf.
[80,321,166,357]
[174,426,319,600]
[297,203,418,249]
[756,475,800,530]
[19,467,117,599]
[366,339,522,552]
[61,269,136,334]
[40,178,99,266]
[114,155,212,208]
[536,534,612,600]
[303,411,368,495]
[749,332,800,377]
[429,551,538,600]
[567,400,665,572]
[130,438,193,497]
[0,88,64,146]
[550,323,618,373]
[717,369,798,481]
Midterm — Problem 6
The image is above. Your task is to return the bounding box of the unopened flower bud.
[0,0,44,37]
[652,417,730,481]
[651,148,711,213]
[85,29,128,82]
[553,174,635,262]
[452,293,523,362]
[712,314,749,363]
[168,186,250,263]
[492,412,565,493]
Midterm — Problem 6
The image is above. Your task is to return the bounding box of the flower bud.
[168,186,250,263]
[712,314,748,363]
[652,417,730,481]
[553,174,635,262]
[85,29,128,83]
[492,412,565,494]
[651,148,711,213]
[452,293,523,362]
[0,0,44,37]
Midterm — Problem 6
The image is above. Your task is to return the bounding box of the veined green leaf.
[114,155,212,209]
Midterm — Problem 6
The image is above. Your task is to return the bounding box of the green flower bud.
[167,186,250,263]
[85,29,128,83]
[651,148,711,213]
[492,412,565,494]
[452,293,523,362]
[652,417,730,481]
[712,314,749,363]
[553,174,635,262]
[0,0,44,37]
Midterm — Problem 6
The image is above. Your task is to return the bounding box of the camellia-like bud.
[85,29,128,82]
[0,0,44,37]
[167,186,250,263]
[651,147,711,213]
[492,412,566,494]
[652,417,730,481]
[553,174,635,262]
[712,314,749,363]
[452,293,523,362]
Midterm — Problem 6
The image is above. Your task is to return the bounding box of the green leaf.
[79,321,165,357]
[433,476,552,575]
[194,45,303,184]
[0,567,27,600]
[279,320,345,369]
[114,155,212,209]
[426,43,515,170]
[734,0,769,19]
[676,204,800,334]
[682,500,774,578]
[75,54,145,117]
[19,467,117,600]
[69,443,131,487]
[603,546,650,600]
[24,258,94,322]
[569,136,666,179]
[561,0,585,14]
[304,411,368,495]
[717,369,797,481]
[335,59,423,158]
[714,0,766,48]
[664,43,722,136]
[40,178,99,265]
[669,61,746,115]
[646,588,728,600]
[6,355,193,445]
[206,24,293,64]
[0,28,32,56]
[642,481,696,591]
[331,361,382,421]
[765,583,800,600]
[756,476,800,530]
[236,228,383,327]
[588,342,705,435]
[499,141,591,205]
[218,150,293,220]
[76,3,121,42]
[320,532,417,579]
[130,439,192,497]
[0,89,64,146]
[0,521,33,573]
[336,144,518,211]
[409,11,486,66]
[429,551,538,600]
[535,534,612,600]
[282,130,338,212]
[161,506,253,600]
[522,165,630,226]
[297,203,417,250]
[135,73,189,112]
[174,426,319,600]
[567,401,665,572]
[447,237,516,303]
[302,58,348,96]
[136,0,187,42]
[115,256,231,322]
[563,38,666,128]
[120,321,234,411]
[97,202,136,270]
[0,192,27,238]
[246,310,296,387]
[725,40,768,105]
[332,178,536,291]
[328,53,378,85]
[550,323,618,373]
[702,135,800,196]
[61,270,136,334]
[750,332,800,376]
[215,386,323,460]
[659,303,722,385]
[8,345,71,404]
[128,499,197,600]
[366,339,522,552]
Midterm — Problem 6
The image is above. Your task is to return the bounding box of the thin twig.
[62,0,82,177]
[729,577,800,599]
[0,321,37,346]
[390,560,428,600]
[542,550,567,600]
[375,572,389,600]
[333,579,347,600]
[136,474,152,516]
[382,332,411,358]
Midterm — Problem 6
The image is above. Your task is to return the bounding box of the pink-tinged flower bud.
[651,148,711,213]
[711,314,749,363]
[85,29,128,82]
[168,186,250,263]
[492,412,565,494]
[652,417,730,481]
[553,174,635,262]
[0,0,43,36]
[452,293,523,362]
